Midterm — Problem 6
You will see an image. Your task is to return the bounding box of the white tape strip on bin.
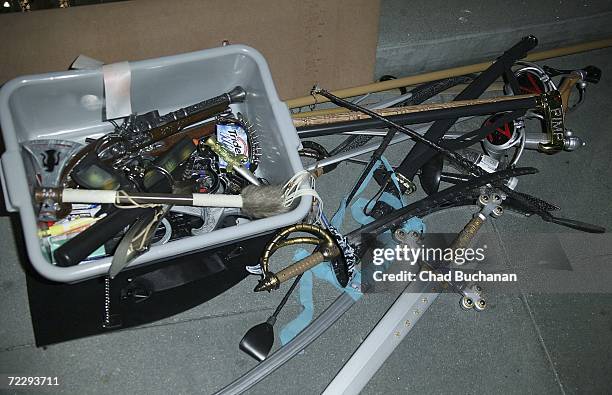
[102,62,132,120]
[71,55,133,120]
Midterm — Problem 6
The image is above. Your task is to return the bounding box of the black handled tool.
[240,274,303,361]
[53,207,153,267]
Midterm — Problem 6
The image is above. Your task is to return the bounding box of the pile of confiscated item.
[27,86,280,274]
[0,35,607,392]
[217,36,608,394]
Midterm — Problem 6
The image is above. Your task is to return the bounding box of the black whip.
[311,87,483,178]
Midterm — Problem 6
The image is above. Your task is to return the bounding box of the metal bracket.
[395,172,417,195]
[537,90,566,154]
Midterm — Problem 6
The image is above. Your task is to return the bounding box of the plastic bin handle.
[0,152,22,212]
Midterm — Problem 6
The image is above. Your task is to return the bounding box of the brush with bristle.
[34,171,319,219]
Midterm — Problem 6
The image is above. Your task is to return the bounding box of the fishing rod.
[316,81,603,231]
[298,61,597,169]
[284,37,612,109]
[293,93,539,129]
[308,42,593,223]
[336,129,583,151]
[296,94,538,138]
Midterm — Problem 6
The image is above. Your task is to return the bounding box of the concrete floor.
[1,2,612,394]
[376,0,612,77]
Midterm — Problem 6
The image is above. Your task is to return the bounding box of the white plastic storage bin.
[0,45,310,283]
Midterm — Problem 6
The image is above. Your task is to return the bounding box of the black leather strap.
[349,167,539,246]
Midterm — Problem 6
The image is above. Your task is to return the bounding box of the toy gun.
[98,86,246,161]
[63,86,246,189]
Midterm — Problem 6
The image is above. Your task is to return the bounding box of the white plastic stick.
[62,188,116,204]
[60,188,244,208]
[192,193,243,208]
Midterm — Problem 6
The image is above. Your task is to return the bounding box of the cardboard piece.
[0,0,380,100]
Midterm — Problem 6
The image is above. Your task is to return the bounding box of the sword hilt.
[450,214,486,251]
[255,243,339,292]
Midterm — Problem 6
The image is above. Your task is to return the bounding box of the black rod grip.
[53,207,151,267]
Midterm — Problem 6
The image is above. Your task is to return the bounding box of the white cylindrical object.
[191,193,243,208]
[62,188,117,204]
[61,188,244,208]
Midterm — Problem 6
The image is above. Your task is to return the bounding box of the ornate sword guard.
[254,224,349,292]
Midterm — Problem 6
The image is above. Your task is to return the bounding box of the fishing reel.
[481,112,526,164]
[510,61,602,100]
[511,61,557,95]
[505,62,600,153]
[254,224,355,292]
[483,93,581,156]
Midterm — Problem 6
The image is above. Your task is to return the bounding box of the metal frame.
[323,279,438,394]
